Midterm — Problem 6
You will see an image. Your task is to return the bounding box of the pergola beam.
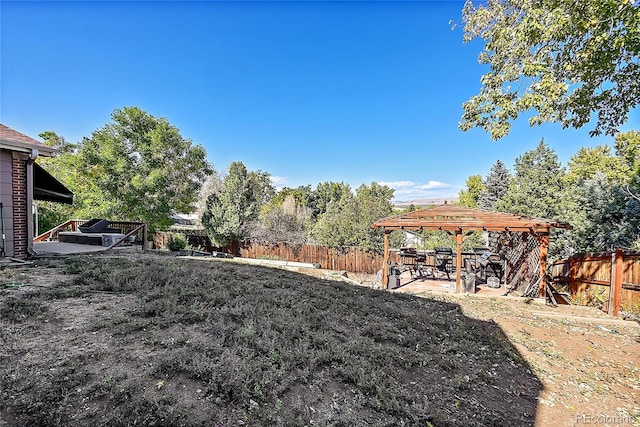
[374,220,568,230]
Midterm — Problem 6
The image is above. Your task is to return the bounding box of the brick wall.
[11,152,29,259]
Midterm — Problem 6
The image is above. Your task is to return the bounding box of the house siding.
[1,124,64,259]
[0,149,16,257]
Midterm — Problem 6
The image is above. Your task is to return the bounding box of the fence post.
[569,256,576,298]
[608,252,616,315]
[612,248,623,317]
[538,233,549,298]
[142,224,147,252]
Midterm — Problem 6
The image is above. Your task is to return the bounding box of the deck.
[33,241,139,256]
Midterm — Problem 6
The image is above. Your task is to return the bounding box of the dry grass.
[0,254,546,426]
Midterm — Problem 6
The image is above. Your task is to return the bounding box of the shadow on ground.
[0,255,542,426]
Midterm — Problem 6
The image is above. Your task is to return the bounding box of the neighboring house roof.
[0,124,55,156]
[171,213,199,221]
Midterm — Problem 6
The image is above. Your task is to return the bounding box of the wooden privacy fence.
[236,243,393,274]
[152,233,395,275]
[154,234,503,277]
[154,231,215,253]
[551,249,640,317]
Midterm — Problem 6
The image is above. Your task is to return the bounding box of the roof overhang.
[0,124,55,156]
[0,140,55,156]
[33,163,74,204]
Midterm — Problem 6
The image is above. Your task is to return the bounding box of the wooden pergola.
[372,204,572,296]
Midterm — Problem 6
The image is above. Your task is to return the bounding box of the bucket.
[464,272,476,293]
[487,276,501,288]
[388,275,400,289]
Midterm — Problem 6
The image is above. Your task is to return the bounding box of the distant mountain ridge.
[392,197,458,207]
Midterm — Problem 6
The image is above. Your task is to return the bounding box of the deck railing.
[34,219,147,251]
[34,220,87,242]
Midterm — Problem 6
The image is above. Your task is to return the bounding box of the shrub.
[166,233,187,251]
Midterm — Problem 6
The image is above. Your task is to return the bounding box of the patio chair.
[434,247,453,280]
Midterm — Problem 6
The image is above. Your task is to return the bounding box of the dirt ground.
[431,295,640,427]
[1,254,639,426]
[317,268,640,426]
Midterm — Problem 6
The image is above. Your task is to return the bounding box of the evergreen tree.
[311,182,394,252]
[497,142,564,219]
[560,173,640,256]
[201,161,274,246]
[478,160,510,210]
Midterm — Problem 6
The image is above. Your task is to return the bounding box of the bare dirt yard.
[1,253,638,426]
[417,292,639,427]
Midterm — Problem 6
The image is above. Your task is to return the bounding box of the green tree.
[560,173,640,255]
[401,203,418,213]
[311,182,394,252]
[458,175,485,208]
[497,141,564,219]
[478,160,510,210]
[614,130,640,201]
[310,181,352,218]
[61,107,212,231]
[496,142,570,257]
[460,0,640,139]
[39,131,75,156]
[35,131,77,233]
[353,182,396,251]
[201,161,275,247]
[564,145,630,186]
[614,130,640,177]
[263,185,313,214]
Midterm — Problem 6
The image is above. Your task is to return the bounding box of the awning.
[33,163,74,204]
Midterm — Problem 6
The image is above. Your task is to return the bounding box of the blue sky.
[1,0,638,202]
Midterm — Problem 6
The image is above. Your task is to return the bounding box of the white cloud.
[419,180,450,190]
[378,180,416,188]
[270,176,288,189]
[378,179,458,202]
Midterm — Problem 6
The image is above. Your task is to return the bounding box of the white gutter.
[0,139,54,156]
[26,148,37,256]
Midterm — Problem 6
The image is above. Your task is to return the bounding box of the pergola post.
[538,233,549,298]
[455,230,463,293]
[382,230,390,288]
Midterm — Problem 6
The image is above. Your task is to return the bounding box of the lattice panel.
[489,231,541,293]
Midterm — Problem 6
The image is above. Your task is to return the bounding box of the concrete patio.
[390,270,507,297]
